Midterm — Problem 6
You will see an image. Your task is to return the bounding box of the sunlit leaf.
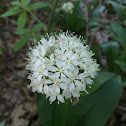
[11,1,20,6]
[0,7,21,17]
[30,2,48,10]
[32,24,43,33]
[21,0,30,6]
[17,11,27,29]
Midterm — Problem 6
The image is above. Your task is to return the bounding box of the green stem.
[21,5,47,32]
[53,102,56,126]
[63,102,68,126]
[28,11,47,31]
[66,13,69,29]
[47,0,59,33]
[79,68,84,71]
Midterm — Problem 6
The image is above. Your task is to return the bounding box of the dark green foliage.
[0,48,3,55]
[0,7,21,17]
[17,11,27,29]
[14,35,30,51]
[29,2,48,10]
[85,71,116,95]
[110,23,126,48]
[0,0,48,51]
[31,24,43,33]
[115,61,126,73]
[100,41,119,71]
[38,76,122,126]
[107,1,126,20]
[57,0,86,33]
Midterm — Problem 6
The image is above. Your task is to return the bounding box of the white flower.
[26,31,99,104]
[62,2,74,14]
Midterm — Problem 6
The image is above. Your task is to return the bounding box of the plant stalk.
[63,102,68,126]
[47,0,59,33]
[28,11,47,32]
[21,5,47,32]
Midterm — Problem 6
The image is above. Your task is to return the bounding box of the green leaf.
[0,7,21,17]
[17,12,27,29]
[38,75,121,126]
[81,76,121,126]
[32,24,43,33]
[120,48,126,63]
[66,76,121,126]
[33,33,41,41]
[100,41,119,71]
[30,2,48,10]
[93,5,105,16]
[21,0,30,6]
[85,3,104,28]
[88,16,100,28]
[73,0,85,19]
[107,1,125,20]
[0,48,3,55]
[91,45,101,64]
[16,29,30,35]
[115,60,126,73]
[92,0,99,8]
[13,35,30,51]
[68,16,86,32]
[122,78,126,87]
[0,121,5,126]
[86,71,116,95]
[111,23,126,47]
[38,94,54,126]
[11,1,20,6]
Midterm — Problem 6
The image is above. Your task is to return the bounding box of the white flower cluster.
[26,31,99,104]
[61,2,74,14]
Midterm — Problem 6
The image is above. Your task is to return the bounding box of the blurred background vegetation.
[0,0,126,126]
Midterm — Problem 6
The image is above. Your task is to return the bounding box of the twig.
[86,12,89,43]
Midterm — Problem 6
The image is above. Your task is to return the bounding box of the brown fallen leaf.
[10,102,37,126]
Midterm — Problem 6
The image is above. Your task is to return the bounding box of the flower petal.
[55,85,60,94]
[57,95,65,103]
[73,67,79,77]
[69,82,75,91]
[36,84,43,93]
[49,95,56,103]
[49,66,58,72]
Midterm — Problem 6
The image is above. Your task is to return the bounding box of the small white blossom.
[62,2,74,14]
[26,31,100,104]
